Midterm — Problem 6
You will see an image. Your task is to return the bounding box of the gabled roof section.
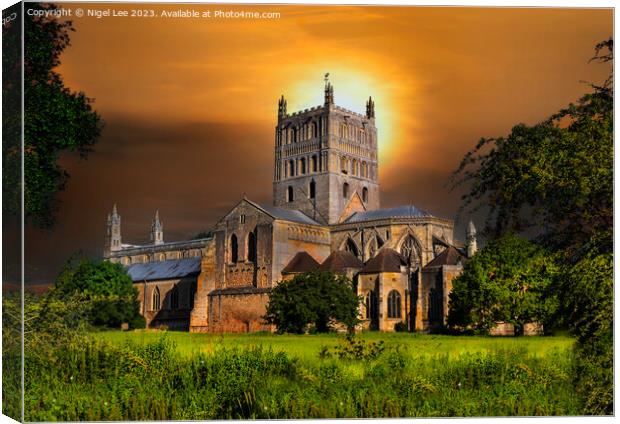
[244,198,322,226]
[423,246,466,269]
[344,204,434,223]
[126,257,201,282]
[360,248,408,274]
[282,251,320,274]
[317,250,363,273]
[338,191,367,223]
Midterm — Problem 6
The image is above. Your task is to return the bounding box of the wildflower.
[264,406,268,411]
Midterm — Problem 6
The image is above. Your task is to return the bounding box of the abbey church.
[103,78,477,333]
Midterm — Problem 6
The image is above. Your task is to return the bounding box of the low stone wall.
[207,286,273,333]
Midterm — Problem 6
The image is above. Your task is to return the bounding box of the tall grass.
[24,334,579,420]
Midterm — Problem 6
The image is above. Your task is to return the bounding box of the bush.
[394,321,408,332]
[264,272,360,333]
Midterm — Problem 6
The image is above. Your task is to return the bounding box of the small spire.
[466,219,477,258]
[366,96,375,119]
[324,72,334,106]
[467,219,476,235]
[112,203,118,215]
[278,95,287,119]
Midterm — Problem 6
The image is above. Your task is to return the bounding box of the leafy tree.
[2,3,103,227]
[448,234,559,335]
[264,272,360,334]
[450,39,612,254]
[54,255,144,328]
[192,230,213,240]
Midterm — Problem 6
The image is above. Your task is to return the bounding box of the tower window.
[239,214,246,224]
[230,234,238,263]
[287,186,294,202]
[311,156,318,172]
[300,158,306,175]
[288,160,295,177]
[362,187,368,203]
[247,230,257,264]
[343,183,349,198]
[309,180,316,199]
[340,157,348,174]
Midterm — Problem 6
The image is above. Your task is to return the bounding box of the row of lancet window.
[365,290,402,319]
[340,157,370,178]
[286,180,317,203]
[339,123,368,143]
[229,231,258,264]
[278,121,321,145]
[286,156,319,178]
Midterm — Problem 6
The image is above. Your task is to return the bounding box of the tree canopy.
[54,255,144,329]
[451,39,612,254]
[264,272,360,334]
[448,234,558,335]
[3,3,103,228]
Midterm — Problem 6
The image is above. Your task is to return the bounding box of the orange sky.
[23,4,612,283]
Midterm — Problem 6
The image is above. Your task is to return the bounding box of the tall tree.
[450,39,612,254]
[7,3,103,228]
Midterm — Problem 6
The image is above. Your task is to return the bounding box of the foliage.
[54,254,142,328]
[394,321,408,332]
[450,39,613,414]
[319,334,386,361]
[22,331,579,420]
[191,230,213,240]
[450,39,612,254]
[6,3,103,227]
[264,272,360,334]
[448,234,559,335]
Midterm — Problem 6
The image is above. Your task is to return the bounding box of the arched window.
[170,286,179,309]
[230,234,238,263]
[311,122,318,138]
[291,127,298,143]
[247,230,257,264]
[299,158,306,175]
[152,287,161,311]
[311,155,318,172]
[309,180,316,199]
[340,156,348,174]
[362,187,368,203]
[345,238,359,258]
[287,186,294,202]
[387,290,402,318]
[343,183,349,198]
[400,235,420,267]
[288,160,295,177]
[361,162,368,178]
[352,159,358,176]
[365,290,377,319]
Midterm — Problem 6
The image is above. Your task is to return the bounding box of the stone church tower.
[273,75,380,224]
[104,204,122,256]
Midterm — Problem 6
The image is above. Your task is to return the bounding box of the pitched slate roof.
[126,257,201,282]
[344,205,434,223]
[423,246,466,269]
[244,199,321,226]
[281,252,320,274]
[360,248,408,274]
[317,250,364,273]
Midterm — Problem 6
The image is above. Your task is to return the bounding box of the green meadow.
[23,330,580,421]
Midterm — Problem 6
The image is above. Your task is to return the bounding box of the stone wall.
[207,287,273,333]
[134,276,197,330]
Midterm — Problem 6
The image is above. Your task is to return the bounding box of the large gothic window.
[230,234,239,263]
[400,235,421,267]
[247,230,257,264]
[309,180,316,199]
[343,183,349,198]
[387,290,402,318]
[287,186,294,202]
[152,287,161,311]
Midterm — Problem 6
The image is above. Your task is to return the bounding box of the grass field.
[24,330,580,420]
[94,329,574,362]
